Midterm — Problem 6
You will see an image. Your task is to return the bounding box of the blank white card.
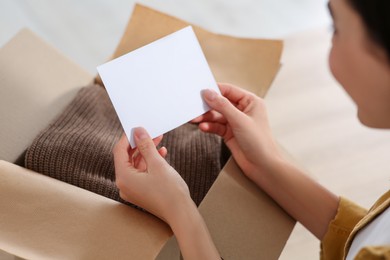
[97,26,219,148]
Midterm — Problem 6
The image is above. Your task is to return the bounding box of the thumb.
[133,127,162,167]
[202,89,243,128]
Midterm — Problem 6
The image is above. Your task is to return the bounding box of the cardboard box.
[0,4,294,260]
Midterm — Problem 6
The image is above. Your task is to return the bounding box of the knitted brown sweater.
[25,85,228,206]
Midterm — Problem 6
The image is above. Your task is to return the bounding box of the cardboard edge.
[0,28,93,163]
[0,160,172,259]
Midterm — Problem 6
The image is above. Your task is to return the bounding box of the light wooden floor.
[270,28,390,260]
[1,1,389,259]
[266,28,390,260]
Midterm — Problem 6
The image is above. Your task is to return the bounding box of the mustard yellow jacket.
[321,190,390,260]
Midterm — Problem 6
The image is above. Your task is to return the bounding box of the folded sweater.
[25,84,228,206]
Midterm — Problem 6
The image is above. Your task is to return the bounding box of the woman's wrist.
[158,192,195,228]
[249,153,294,188]
[165,195,199,229]
[167,198,220,260]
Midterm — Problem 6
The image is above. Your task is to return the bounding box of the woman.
[113,0,390,259]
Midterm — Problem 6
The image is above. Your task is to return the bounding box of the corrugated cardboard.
[0,4,294,260]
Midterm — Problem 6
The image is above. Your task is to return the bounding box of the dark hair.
[347,0,390,60]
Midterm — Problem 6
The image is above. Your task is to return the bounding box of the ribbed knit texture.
[25,84,227,206]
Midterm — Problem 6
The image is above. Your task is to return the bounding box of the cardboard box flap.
[158,159,295,260]
[95,4,283,97]
[0,29,171,260]
[0,29,92,163]
[0,160,172,259]
[198,158,294,259]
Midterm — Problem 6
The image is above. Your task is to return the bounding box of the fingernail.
[133,127,149,140]
[202,89,217,101]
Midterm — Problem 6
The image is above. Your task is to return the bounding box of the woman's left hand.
[113,127,193,225]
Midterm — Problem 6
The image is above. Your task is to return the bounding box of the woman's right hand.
[194,83,340,241]
[193,83,283,181]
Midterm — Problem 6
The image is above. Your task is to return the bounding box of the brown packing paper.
[0,160,172,260]
[0,4,294,260]
[95,4,283,97]
[197,159,294,259]
[0,29,91,163]
[158,159,295,260]
[0,29,172,260]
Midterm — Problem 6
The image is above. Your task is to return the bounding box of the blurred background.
[2,1,390,260]
[1,0,330,74]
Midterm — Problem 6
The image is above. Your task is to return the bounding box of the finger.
[158,147,168,158]
[133,127,164,167]
[119,190,128,202]
[113,134,134,166]
[202,89,245,128]
[132,151,147,171]
[218,83,260,113]
[191,110,226,124]
[153,135,163,147]
[133,146,167,170]
[113,134,139,188]
[191,113,207,123]
[218,83,251,104]
[199,122,228,138]
[132,144,167,169]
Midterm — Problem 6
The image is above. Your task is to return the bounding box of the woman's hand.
[193,83,282,181]
[113,128,221,259]
[194,83,339,240]
[113,127,193,225]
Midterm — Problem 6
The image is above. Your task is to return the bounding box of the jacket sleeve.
[320,197,367,260]
[355,246,390,260]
